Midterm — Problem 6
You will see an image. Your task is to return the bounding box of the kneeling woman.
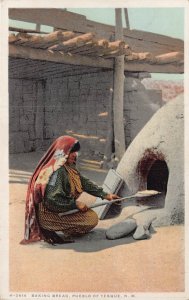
[20,136,119,245]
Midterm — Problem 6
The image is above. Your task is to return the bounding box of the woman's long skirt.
[37,202,98,236]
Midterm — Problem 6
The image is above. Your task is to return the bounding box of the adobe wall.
[43,72,113,157]
[9,79,45,153]
[9,71,163,157]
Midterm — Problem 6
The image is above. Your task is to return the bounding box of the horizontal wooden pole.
[155,52,184,65]
[9,9,89,34]
[9,44,184,74]
[13,31,76,49]
[9,9,183,50]
[50,32,95,51]
[9,26,47,34]
[69,41,98,54]
[124,62,184,73]
[9,44,113,69]
[125,52,154,62]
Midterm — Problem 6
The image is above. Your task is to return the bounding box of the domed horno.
[116,95,184,226]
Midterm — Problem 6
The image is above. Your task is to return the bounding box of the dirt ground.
[9,152,185,293]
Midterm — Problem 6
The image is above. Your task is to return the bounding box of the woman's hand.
[76,201,88,212]
[104,194,120,201]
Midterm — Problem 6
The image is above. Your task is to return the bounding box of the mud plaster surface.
[116,95,184,226]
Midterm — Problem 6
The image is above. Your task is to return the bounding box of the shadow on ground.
[38,228,146,253]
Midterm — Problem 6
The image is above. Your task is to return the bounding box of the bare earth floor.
[9,153,185,293]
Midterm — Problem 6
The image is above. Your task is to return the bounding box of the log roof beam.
[9,9,184,56]
[9,44,184,74]
[9,44,113,69]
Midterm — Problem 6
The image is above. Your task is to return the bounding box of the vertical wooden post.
[36,24,41,32]
[124,8,130,29]
[113,8,125,161]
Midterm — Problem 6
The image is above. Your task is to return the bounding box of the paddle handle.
[58,190,160,217]
[58,194,138,217]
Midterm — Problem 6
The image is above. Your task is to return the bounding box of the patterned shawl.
[20,135,79,244]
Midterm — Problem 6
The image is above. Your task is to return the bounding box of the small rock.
[106,218,137,240]
[149,224,156,234]
[133,225,151,240]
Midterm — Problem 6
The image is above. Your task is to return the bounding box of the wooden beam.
[9,9,184,56]
[124,8,130,30]
[125,51,184,65]
[68,41,98,54]
[9,34,18,43]
[125,52,154,62]
[36,24,41,32]
[77,39,109,56]
[102,47,131,58]
[155,52,184,64]
[113,8,126,160]
[9,44,113,69]
[9,9,89,33]
[9,26,47,34]
[104,40,125,52]
[12,31,77,49]
[124,62,184,73]
[9,44,183,74]
[50,32,95,51]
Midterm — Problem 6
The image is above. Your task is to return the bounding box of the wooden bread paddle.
[58,190,160,217]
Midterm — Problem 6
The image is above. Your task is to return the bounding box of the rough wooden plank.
[9,44,113,69]
[123,28,183,49]
[124,38,183,56]
[9,54,183,75]
[9,9,89,34]
[9,26,46,34]
[124,62,184,73]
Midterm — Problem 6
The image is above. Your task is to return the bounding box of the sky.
[68,8,184,40]
[9,7,184,81]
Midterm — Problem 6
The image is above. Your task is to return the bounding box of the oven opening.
[147,160,169,194]
[138,159,169,208]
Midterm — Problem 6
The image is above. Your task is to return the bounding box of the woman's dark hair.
[70,141,80,153]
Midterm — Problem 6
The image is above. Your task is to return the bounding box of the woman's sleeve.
[44,168,77,213]
[80,175,108,199]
